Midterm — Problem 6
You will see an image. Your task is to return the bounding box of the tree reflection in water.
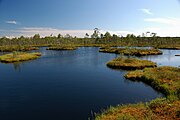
[13,62,21,72]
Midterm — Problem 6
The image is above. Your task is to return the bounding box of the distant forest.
[1,28,180,47]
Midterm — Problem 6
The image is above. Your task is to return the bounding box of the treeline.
[0,31,180,47]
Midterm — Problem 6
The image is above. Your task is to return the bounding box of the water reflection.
[124,77,163,97]
[13,62,22,72]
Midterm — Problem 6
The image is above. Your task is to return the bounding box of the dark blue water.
[0,47,178,120]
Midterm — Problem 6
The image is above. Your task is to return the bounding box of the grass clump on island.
[106,57,157,70]
[125,66,180,96]
[95,66,180,120]
[0,52,41,63]
[155,45,180,50]
[46,45,78,51]
[100,47,162,56]
[95,98,180,120]
[0,45,39,52]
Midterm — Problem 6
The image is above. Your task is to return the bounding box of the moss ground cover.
[156,45,180,50]
[107,57,157,70]
[125,66,180,96]
[46,45,78,50]
[0,46,39,52]
[0,52,41,63]
[95,98,180,120]
[99,47,162,56]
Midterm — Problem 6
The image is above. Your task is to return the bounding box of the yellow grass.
[0,52,41,63]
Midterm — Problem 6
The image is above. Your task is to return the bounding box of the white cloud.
[0,27,136,38]
[144,26,180,37]
[145,17,180,26]
[143,17,180,37]
[18,27,139,37]
[140,9,153,15]
[144,27,161,32]
[1,23,180,38]
[100,30,137,37]
[19,27,94,37]
[5,20,17,25]
[0,27,94,38]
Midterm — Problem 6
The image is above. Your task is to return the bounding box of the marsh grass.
[0,45,39,52]
[46,45,78,50]
[99,47,162,56]
[95,98,180,120]
[107,57,157,70]
[0,52,41,63]
[125,66,180,96]
[156,45,180,50]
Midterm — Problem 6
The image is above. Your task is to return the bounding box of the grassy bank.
[95,66,180,120]
[0,45,39,52]
[100,47,162,56]
[46,45,78,50]
[156,45,180,50]
[0,52,41,63]
[125,66,180,96]
[107,57,157,70]
[95,98,180,120]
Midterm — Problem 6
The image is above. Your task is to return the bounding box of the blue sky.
[0,0,180,37]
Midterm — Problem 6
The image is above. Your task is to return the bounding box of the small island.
[99,47,121,53]
[107,57,157,70]
[156,45,180,50]
[160,47,180,50]
[0,45,39,52]
[100,47,163,56]
[46,45,78,51]
[96,66,180,120]
[0,52,41,63]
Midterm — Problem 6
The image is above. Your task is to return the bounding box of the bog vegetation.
[95,98,180,120]
[106,57,157,70]
[0,52,41,63]
[100,47,162,56]
[125,66,180,97]
[46,45,78,51]
[0,45,39,52]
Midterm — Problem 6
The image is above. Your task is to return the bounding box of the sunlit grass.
[0,52,41,63]
[100,47,162,56]
[156,45,180,50]
[125,66,180,96]
[46,45,78,50]
[95,98,180,120]
[107,57,157,70]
